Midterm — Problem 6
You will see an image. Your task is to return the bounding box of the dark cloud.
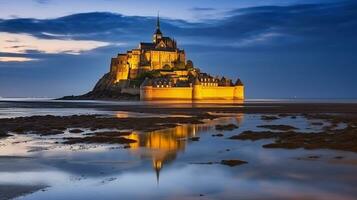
[1,1,356,50]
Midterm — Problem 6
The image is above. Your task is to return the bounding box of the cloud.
[34,0,51,4]
[190,7,216,11]
[232,32,285,47]
[0,1,356,60]
[0,32,110,60]
[0,12,154,41]
[0,56,38,62]
[1,1,355,48]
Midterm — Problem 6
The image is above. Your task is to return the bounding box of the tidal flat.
[0,100,356,200]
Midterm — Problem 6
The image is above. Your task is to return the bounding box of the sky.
[0,0,356,98]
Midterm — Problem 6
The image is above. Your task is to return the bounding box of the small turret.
[193,77,201,85]
[235,78,244,86]
[233,78,244,100]
[219,76,228,86]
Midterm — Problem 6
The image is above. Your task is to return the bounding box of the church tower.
[153,13,163,43]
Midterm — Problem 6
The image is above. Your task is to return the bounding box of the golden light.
[0,32,110,56]
[0,56,38,62]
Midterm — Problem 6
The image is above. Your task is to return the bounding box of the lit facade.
[108,15,244,100]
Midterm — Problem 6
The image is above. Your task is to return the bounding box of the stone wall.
[140,86,192,100]
[140,85,244,100]
[121,88,140,95]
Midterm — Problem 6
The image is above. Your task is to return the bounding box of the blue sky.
[0,0,356,98]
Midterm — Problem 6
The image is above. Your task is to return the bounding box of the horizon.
[1,0,357,99]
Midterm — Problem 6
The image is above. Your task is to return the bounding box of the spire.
[153,12,162,43]
[155,165,160,186]
[156,12,160,29]
[153,159,162,186]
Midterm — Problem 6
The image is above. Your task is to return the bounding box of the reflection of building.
[124,113,244,183]
[127,125,208,183]
[235,113,244,124]
[106,15,244,100]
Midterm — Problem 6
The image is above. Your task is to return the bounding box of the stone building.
[106,15,244,100]
[110,15,186,82]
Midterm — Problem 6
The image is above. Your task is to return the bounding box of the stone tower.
[153,13,162,43]
[192,78,202,100]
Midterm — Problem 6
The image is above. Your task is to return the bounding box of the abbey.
[110,17,185,81]
[103,16,244,100]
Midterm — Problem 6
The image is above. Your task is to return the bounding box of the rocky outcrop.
[58,73,139,100]
[92,72,116,93]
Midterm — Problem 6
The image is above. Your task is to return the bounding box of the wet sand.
[1,101,356,152]
[1,100,357,115]
[0,114,208,136]
[0,185,46,200]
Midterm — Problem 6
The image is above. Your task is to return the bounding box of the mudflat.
[1,100,357,114]
[0,101,356,152]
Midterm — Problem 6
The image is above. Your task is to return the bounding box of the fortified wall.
[140,78,244,100]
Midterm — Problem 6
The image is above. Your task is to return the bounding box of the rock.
[220,159,248,167]
[229,130,279,141]
[261,115,279,121]
[63,136,136,145]
[278,113,289,117]
[215,124,238,131]
[58,73,139,100]
[0,131,11,138]
[38,130,64,136]
[90,131,132,137]
[230,122,357,152]
[257,125,298,131]
[69,129,84,133]
[334,156,344,159]
[190,162,216,165]
[308,155,320,159]
[311,122,324,126]
[189,137,200,141]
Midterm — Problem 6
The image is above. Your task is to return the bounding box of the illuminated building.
[107,15,244,100]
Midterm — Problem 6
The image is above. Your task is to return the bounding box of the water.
[0,100,356,199]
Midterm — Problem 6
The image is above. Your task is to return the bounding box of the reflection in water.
[143,99,244,108]
[115,112,129,118]
[126,114,244,183]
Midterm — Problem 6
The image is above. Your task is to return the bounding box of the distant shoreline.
[2,97,357,104]
[1,99,357,114]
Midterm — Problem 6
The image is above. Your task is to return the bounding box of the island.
[61,16,244,101]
